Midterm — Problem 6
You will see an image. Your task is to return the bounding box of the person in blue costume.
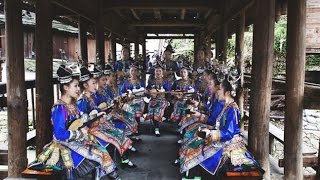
[180,77,261,180]
[171,64,196,124]
[162,44,179,83]
[192,46,212,93]
[77,65,137,169]
[179,70,224,133]
[27,65,120,180]
[145,62,171,136]
[95,64,139,143]
[119,62,145,131]
[114,45,134,90]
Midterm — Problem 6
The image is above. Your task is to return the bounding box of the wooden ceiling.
[4,0,287,42]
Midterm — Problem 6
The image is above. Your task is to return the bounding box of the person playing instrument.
[145,62,171,137]
[77,65,137,169]
[180,71,261,179]
[95,64,139,140]
[27,65,120,180]
[171,63,196,124]
[119,62,145,127]
[114,45,134,90]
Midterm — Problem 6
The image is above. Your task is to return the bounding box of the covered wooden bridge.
[1,0,320,179]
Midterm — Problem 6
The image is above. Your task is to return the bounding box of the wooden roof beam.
[181,9,186,20]
[52,0,129,39]
[130,20,204,27]
[130,9,140,20]
[107,0,217,9]
[154,9,161,20]
[206,0,254,36]
[204,9,212,19]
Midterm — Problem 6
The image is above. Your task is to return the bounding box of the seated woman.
[94,64,138,137]
[179,69,224,133]
[145,63,171,136]
[180,77,261,179]
[171,64,196,123]
[28,65,120,180]
[119,62,145,126]
[77,65,137,169]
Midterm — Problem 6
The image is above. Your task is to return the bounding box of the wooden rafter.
[207,0,254,36]
[130,9,140,20]
[113,9,125,18]
[154,9,161,20]
[107,0,216,9]
[204,9,212,19]
[180,9,186,20]
[130,20,203,27]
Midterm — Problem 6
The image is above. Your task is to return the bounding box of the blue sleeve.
[119,81,128,95]
[140,80,145,88]
[219,107,241,142]
[77,98,91,115]
[51,105,71,140]
[164,80,171,91]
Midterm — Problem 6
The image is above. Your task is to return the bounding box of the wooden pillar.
[317,140,320,179]
[220,24,228,63]
[111,37,117,62]
[35,0,53,155]
[248,0,275,179]
[215,32,220,59]
[142,37,146,81]
[193,33,199,64]
[134,41,139,60]
[284,0,306,179]
[5,0,28,177]
[95,0,105,66]
[235,11,245,119]
[78,16,88,64]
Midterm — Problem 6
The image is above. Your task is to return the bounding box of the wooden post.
[284,0,306,179]
[110,37,117,62]
[142,37,146,81]
[317,140,320,179]
[5,0,28,177]
[220,24,228,63]
[135,41,139,60]
[215,33,220,59]
[95,0,105,66]
[248,0,275,179]
[35,0,54,155]
[78,16,88,65]
[220,1,228,63]
[193,33,199,65]
[235,11,245,120]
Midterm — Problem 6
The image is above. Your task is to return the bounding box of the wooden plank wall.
[0,28,112,64]
[306,0,320,53]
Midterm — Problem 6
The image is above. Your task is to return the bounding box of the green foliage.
[170,38,194,63]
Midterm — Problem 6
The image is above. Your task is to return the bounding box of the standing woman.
[77,65,137,169]
[145,63,171,136]
[28,65,120,180]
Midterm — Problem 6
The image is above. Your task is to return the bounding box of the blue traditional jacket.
[205,97,225,126]
[51,101,85,167]
[119,79,145,95]
[172,79,196,91]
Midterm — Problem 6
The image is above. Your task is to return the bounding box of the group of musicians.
[26,45,262,180]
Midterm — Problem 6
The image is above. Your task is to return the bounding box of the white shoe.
[128,146,137,152]
[155,128,160,137]
[177,139,183,144]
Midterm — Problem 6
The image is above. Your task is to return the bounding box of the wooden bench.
[21,169,61,180]
[223,170,263,180]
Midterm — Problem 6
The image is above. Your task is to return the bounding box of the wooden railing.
[0,77,60,130]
